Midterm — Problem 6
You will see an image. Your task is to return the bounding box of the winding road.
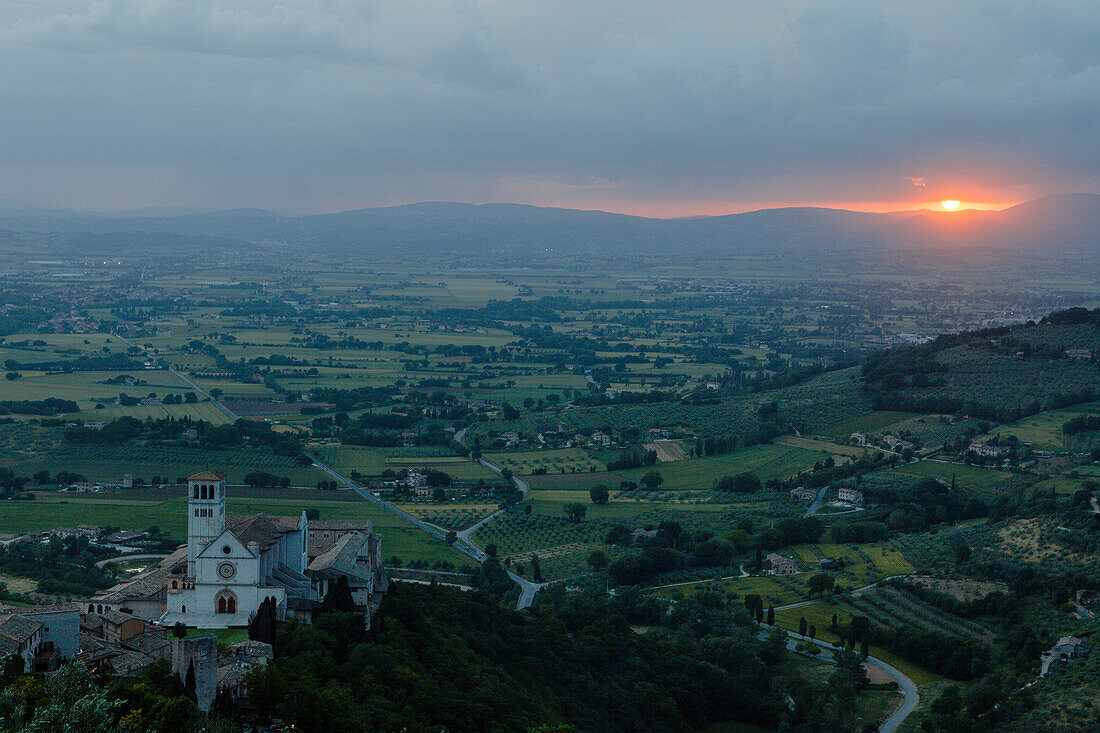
[760,624,918,733]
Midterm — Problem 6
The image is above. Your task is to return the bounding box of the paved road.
[467,454,545,608]
[760,625,918,732]
[805,484,829,516]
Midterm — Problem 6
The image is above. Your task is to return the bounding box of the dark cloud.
[0,0,1096,214]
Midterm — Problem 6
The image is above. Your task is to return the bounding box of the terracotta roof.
[217,662,251,689]
[94,547,184,604]
[188,471,226,481]
[17,603,79,615]
[226,513,301,551]
[0,613,44,643]
[307,531,379,582]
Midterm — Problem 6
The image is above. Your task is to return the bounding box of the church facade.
[162,472,312,629]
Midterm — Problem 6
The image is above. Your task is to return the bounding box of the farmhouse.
[1051,636,1087,659]
[766,553,799,575]
[883,435,914,451]
[837,487,864,505]
[790,487,818,501]
[969,442,1010,458]
[591,431,612,446]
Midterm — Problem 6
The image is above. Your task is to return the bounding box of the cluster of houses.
[788,486,863,507]
[969,442,1011,459]
[850,432,915,453]
[0,600,274,711]
[60,474,134,493]
[1,471,388,712]
[497,428,616,449]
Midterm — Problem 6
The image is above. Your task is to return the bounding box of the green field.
[817,411,915,439]
[0,491,467,566]
[896,460,1015,495]
[655,541,912,606]
[310,444,496,480]
[991,408,1098,451]
[3,443,328,486]
[772,601,942,685]
[483,448,603,475]
[525,444,824,493]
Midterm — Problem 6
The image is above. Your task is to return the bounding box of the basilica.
[91,471,386,629]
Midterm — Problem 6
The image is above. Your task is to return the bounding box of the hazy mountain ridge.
[0,194,1096,256]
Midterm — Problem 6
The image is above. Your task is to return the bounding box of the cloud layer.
[1,0,1097,214]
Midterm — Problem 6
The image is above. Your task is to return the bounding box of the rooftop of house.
[0,613,45,643]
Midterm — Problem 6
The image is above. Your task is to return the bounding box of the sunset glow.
[940,200,961,210]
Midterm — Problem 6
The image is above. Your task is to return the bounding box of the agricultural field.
[991,408,1100,452]
[893,345,1099,419]
[524,444,825,494]
[889,520,1003,567]
[656,541,911,607]
[309,444,496,481]
[817,411,915,439]
[904,576,1007,602]
[840,586,994,644]
[400,503,500,531]
[872,415,985,449]
[482,448,603,475]
[973,517,1100,580]
[896,460,1018,498]
[4,442,327,486]
[774,435,877,459]
[0,489,467,566]
[771,600,943,685]
[644,439,690,462]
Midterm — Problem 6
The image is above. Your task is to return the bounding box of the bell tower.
[187,471,226,575]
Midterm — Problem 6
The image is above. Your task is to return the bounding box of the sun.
[940,199,961,210]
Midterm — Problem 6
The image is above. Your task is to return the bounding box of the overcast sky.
[0,0,1097,216]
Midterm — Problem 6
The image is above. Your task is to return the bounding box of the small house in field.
[1051,636,1087,660]
[790,487,817,501]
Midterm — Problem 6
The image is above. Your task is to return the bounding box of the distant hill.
[0,194,1096,257]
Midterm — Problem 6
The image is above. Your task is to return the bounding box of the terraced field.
[840,586,994,643]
